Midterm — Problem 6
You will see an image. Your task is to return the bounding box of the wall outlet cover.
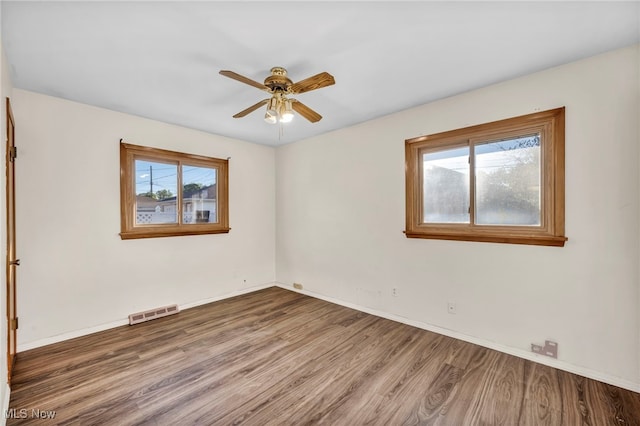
[531,340,558,359]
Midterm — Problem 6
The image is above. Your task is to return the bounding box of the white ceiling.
[2,1,639,146]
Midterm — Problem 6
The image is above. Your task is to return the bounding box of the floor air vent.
[129,304,179,325]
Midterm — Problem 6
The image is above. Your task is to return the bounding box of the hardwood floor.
[7,287,640,425]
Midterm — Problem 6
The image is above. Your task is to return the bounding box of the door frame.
[5,97,16,384]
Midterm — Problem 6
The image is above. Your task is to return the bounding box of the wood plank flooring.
[7,287,640,425]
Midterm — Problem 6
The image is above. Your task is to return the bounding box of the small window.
[405,107,566,247]
[120,143,229,239]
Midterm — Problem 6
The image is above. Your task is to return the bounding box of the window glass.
[182,166,217,224]
[475,135,541,226]
[423,147,469,224]
[135,160,178,225]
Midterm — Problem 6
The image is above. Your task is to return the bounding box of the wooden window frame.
[120,143,229,240]
[405,107,567,247]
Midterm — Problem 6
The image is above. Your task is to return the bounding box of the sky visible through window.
[423,135,539,173]
[135,160,216,196]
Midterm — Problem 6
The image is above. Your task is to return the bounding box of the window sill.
[120,227,231,240]
[404,230,567,247]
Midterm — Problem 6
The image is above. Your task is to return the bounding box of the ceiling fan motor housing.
[264,66,292,92]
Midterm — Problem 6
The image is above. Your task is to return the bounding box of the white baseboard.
[180,282,274,310]
[17,282,276,352]
[275,282,640,394]
[18,319,129,352]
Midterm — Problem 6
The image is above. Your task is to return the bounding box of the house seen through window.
[135,161,217,225]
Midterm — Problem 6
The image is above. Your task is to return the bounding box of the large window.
[405,108,566,246]
[120,143,229,239]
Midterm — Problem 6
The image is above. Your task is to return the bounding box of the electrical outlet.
[447,302,456,314]
[392,288,398,297]
[293,283,303,290]
[531,340,558,358]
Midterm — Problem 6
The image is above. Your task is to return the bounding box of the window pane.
[182,165,217,224]
[423,146,470,223]
[475,135,541,226]
[135,160,178,224]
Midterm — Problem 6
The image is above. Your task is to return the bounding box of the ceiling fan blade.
[220,70,268,91]
[291,100,323,123]
[232,99,269,118]
[290,72,335,94]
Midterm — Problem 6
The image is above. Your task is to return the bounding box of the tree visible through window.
[405,108,566,246]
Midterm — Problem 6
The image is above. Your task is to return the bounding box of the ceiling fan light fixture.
[267,97,278,116]
[280,99,294,123]
[264,96,280,124]
[264,111,277,124]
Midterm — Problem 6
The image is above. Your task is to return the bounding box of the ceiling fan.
[219,67,335,124]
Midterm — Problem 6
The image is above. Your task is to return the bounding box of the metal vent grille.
[129,304,179,325]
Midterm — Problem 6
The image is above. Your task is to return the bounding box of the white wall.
[276,44,640,390]
[12,90,276,348]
